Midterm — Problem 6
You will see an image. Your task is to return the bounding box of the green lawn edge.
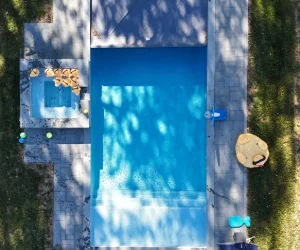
[0,1,53,249]
[248,0,300,249]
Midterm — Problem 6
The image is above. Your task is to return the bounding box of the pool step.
[95,190,205,199]
[92,190,206,208]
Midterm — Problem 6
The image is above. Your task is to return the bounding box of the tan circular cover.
[54,68,62,77]
[54,78,62,87]
[30,68,40,77]
[62,69,71,77]
[236,133,269,168]
[62,78,71,87]
[45,68,55,77]
[70,69,79,77]
[70,76,79,87]
[72,86,81,96]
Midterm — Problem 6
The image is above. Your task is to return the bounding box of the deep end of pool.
[90,47,207,247]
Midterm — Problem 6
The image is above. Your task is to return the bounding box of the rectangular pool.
[91,47,207,247]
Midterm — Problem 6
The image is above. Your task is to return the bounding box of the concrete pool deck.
[207,1,248,249]
[91,0,208,47]
[20,0,248,249]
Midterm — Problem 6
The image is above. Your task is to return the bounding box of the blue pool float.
[228,216,251,228]
[19,138,25,144]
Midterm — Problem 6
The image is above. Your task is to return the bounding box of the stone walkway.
[24,0,90,60]
[22,0,91,249]
[24,130,91,250]
[210,0,248,248]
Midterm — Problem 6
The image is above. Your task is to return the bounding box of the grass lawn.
[0,1,53,249]
[248,0,300,249]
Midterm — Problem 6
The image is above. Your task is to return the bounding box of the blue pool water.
[44,81,71,107]
[30,70,80,118]
[91,47,207,247]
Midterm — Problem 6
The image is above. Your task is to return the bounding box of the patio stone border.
[206,0,216,249]
[211,0,248,249]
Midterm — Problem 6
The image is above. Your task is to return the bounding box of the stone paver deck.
[24,0,90,60]
[21,0,91,249]
[24,137,91,250]
[208,0,248,249]
[91,0,208,47]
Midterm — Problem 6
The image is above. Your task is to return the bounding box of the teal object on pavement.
[228,216,251,228]
[20,132,26,138]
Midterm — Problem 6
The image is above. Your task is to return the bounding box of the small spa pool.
[30,69,80,118]
[90,47,207,247]
[44,81,72,107]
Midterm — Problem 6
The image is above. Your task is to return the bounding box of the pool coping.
[206,0,215,249]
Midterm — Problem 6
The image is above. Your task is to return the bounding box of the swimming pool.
[30,69,80,118]
[91,47,207,247]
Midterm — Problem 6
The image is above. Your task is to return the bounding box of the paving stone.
[61,230,67,240]
[74,214,83,225]
[214,149,231,168]
[216,0,232,8]
[215,81,229,97]
[74,225,82,234]
[229,101,243,111]
[54,169,61,192]
[61,172,74,181]
[234,121,245,132]
[71,206,84,216]
[66,193,76,202]
[214,174,244,200]
[66,234,75,240]
[214,198,245,216]
[230,88,246,101]
[229,110,244,121]
[231,0,248,10]
[215,216,230,228]
[215,227,238,243]
[75,233,83,246]
[53,220,62,232]
[216,40,238,52]
[54,210,66,221]
[53,233,61,246]
[226,75,244,87]
[215,95,230,107]
[66,225,75,235]
[54,200,61,211]
[54,191,66,202]
[61,239,75,250]
[61,202,76,212]
[215,71,225,82]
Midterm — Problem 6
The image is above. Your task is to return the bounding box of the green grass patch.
[248,0,300,249]
[0,1,53,249]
